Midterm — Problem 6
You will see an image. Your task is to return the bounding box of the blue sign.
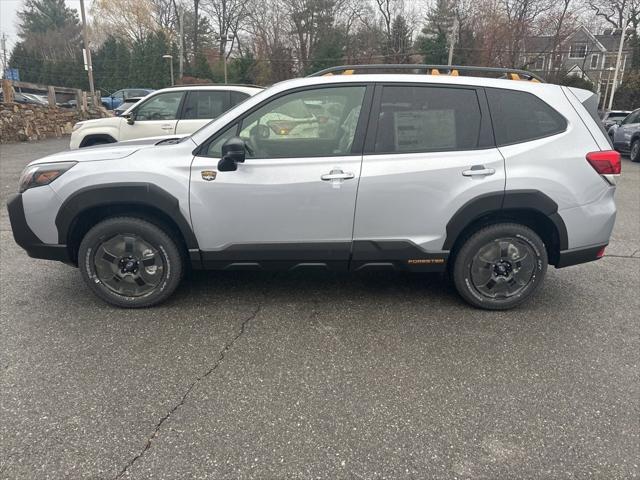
[3,68,20,81]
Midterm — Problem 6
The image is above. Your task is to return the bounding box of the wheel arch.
[55,183,199,265]
[79,134,117,148]
[444,190,568,266]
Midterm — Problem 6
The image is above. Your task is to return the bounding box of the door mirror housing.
[123,112,135,125]
[217,137,246,172]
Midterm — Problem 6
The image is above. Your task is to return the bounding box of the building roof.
[524,26,631,54]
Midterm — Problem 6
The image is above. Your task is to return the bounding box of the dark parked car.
[611,108,640,162]
[101,88,154,110]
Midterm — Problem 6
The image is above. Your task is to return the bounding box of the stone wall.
[0,103,111,143]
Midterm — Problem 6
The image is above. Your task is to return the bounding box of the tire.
[78,217,184,308]
[630,139,640,163]
[452,223,548,310]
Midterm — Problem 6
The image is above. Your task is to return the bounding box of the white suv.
[9,65,620,310]
[70,85,263,149]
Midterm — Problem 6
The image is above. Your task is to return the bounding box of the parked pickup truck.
[101,88,154,110]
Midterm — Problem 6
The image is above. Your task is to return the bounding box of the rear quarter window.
[487,88,567,146]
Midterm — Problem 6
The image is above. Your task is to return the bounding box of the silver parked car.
[8,65,620,310]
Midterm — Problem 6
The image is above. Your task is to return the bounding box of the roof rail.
[308,64,545,83]
[164,83,265,89]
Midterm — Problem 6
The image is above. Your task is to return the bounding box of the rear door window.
[230,91,250,107]
[486,88,567,145]
[182,91,229,120]
[373,85,483,153]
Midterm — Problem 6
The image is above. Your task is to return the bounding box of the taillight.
[586,150,621,175]
[596,246,606,258]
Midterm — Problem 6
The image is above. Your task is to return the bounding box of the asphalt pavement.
[1,138,638,479]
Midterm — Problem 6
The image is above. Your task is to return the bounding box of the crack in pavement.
[114,305,262,479]
[603,253,640,259]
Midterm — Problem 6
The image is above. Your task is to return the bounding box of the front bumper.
[7,194,71,263]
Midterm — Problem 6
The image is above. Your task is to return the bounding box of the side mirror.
[124,112,135,125]
[217,137,246,172]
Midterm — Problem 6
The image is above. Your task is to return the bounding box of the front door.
[119,91,184,141]
[190,84,372,270]
[352,84,505,270]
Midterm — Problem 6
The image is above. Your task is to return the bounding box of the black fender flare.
[443,189,568,251]
[55,182,199,250]
[79,134,117,148]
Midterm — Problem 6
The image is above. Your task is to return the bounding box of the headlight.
[72,122,85,131]
[19,162,77,193]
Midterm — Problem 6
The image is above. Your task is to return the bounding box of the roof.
[152,85,264,96]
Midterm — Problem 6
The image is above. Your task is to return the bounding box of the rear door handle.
[321,171,355,181]
[462,166,496,177]
[161,124,174,131]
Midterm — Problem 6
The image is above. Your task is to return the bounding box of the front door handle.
[321,170,355,181]
[462,166,496,177]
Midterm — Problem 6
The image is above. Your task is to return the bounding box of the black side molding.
[7,194,72,263]
[351,240,449,272]
[55,182,199,250]
[444,189,568,251]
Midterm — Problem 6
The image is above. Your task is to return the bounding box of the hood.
[29,135,194,166]
[74,116,122,129]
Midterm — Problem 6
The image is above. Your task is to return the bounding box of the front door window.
[237,86,367,159]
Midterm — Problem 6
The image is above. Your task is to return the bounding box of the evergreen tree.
[308,28,345,74]
[416,0,455,64]
[386,15,412,63]
[229,53,258,84]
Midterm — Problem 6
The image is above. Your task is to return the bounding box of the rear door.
[119,91,185,141]
[352,83,504,269]
[175,90,230,135]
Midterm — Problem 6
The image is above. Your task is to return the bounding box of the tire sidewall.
[79,218,182,308]
[631,139,640,163]
[453,224,548,310]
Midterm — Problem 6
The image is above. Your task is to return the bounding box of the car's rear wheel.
[78,217,183,308]
[630,139,640,162]
[452,223,547,310]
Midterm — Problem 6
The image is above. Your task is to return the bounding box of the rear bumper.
[7,194,72,263]
[555,244,606,268]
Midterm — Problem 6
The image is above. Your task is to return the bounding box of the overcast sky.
[1,0,93,68]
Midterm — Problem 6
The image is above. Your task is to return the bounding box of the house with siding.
[521,26,633,108]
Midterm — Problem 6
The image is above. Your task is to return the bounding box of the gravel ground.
[1,137,638,479]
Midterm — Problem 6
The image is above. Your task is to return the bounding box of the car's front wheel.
[78,217,183,308]
[630,139,640,163]
[452,223,548,310]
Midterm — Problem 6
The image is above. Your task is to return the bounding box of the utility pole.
[179,7,184,80]
[447,16,458,66]
[79,0,97,107]
[608,21,627,111]
[1,33,7,76]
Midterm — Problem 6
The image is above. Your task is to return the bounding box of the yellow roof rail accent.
[343,69,354,75]
[450,69,459,76]
[509,73,521,80]
[431,69,440,75]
